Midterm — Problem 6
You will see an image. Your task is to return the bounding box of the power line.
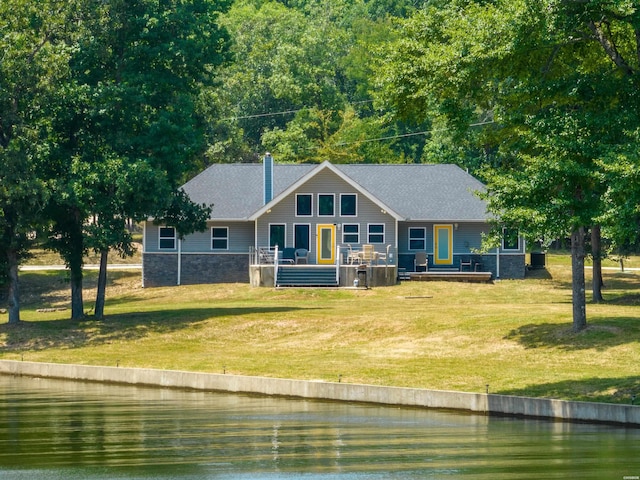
[334,120,496,146]
[222,100,375,121]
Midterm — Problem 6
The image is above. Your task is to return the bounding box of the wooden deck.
[407,271,493,283]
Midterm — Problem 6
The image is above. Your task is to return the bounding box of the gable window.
[342,224,359,244]
[159,226,176,250]
[294,224,310,250]
[318,194,335,216]
[409,227,426,250]
[503,228,520,251]
[269,224,285,248]
[368,223,385,244]
[211,227,228,250]
[296,194,312,217]
[340,194,357,217]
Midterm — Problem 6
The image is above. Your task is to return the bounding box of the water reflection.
[0,375,638,479]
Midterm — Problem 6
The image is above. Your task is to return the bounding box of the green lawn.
[1,253,639,404]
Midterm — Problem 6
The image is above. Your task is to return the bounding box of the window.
[340,194,357,217]
[211,227,228,250]
[409,227,426,250]
[296,194,312,216]
[159,226,176,250]
[294,224,310,250]
[503,228,520,250]
[342,223,360,244]
[368,224,385,244]
[318,194,335,216]
[269,224,285,248]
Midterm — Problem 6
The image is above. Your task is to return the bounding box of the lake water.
[0,375,638,479]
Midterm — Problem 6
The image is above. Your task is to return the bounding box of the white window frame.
[502,227,520,251]
[408,227,426,251]
[158,226,176,250]
[269,223,286,249]
[295,193,313,217]
[211,226,229,250]
[342,223,360,244]
[339,193,357,217]
[317,193,335,217]
[294,223,311,250]
[367,223,385,244]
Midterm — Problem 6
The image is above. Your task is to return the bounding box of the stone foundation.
[143,253,250,287]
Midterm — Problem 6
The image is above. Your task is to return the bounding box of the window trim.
[158,226,176,250]
[502,227,520,251]
[294,223,311,251]
[295,193,313,217]
[342,223,360,244]
[211,226,229,251]
[269,223,286,249]
[339,193,357,217]
[367,223,385,244]
[408,227,426,251]
[317,193,335,217]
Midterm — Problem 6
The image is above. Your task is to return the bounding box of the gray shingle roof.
[181,162,488,221]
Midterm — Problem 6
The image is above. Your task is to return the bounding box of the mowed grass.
[1,254,639,404]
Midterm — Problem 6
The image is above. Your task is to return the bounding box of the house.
[142,155,526,287]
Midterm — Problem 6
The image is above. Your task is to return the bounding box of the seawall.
[1,360,638,427]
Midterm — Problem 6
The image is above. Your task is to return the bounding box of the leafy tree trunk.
[6,249,20,324]
[94,249,108,319]
[571,227,587,332]
[591,225,604,303]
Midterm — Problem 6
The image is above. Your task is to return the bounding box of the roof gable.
[180,161,488,221]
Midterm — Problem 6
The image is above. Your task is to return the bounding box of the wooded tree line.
[2,0,639,332]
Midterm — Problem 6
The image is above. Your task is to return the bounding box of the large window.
[159,226,176,250]
[296,194,312,216]
[368,224,385,244]
[409,227,426,250]
[340,194,357,217]
[318,194,335,216]
[342,223,360,244]
[211,227,228,250]
[294,224,310,250]
[503,228,520,250]
[269,224,285,248]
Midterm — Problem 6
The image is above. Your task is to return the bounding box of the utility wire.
[334,120,496,146]
[222,100,375,121]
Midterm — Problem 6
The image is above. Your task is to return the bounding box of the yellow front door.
[434,224,453,265]
[316,224,336,264]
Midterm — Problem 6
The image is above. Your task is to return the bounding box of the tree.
[44,0,231,319]
[378,0,640,332]
[0,0,72,323]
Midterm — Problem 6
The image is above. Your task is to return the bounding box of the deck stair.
[276,266,338,287]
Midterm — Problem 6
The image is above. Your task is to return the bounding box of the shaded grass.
[1,256,639,405]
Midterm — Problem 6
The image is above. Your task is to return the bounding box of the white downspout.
[496,246,500,279]
[141,222,146,288]
[177,237,182,286]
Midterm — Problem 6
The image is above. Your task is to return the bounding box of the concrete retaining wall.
[1,360,638,427]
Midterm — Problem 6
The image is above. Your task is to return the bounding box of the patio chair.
[361,244,375,265]
[281,247,296,264]
[346,244,360,264]
[414,252,428,272]
[294,248,309,264]
[460,257,472,271]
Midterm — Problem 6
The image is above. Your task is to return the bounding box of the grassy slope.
[1,254,639,404]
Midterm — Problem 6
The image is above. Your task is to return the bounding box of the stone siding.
[143,253,249,287]
[143,253,179,287]
[499,254,526,279]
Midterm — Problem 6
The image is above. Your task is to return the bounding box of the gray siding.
[144,221,254,254]
[256,168,396,262]
[398,222,488,255]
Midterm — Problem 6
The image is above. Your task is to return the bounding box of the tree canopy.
[378,0,640,331]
